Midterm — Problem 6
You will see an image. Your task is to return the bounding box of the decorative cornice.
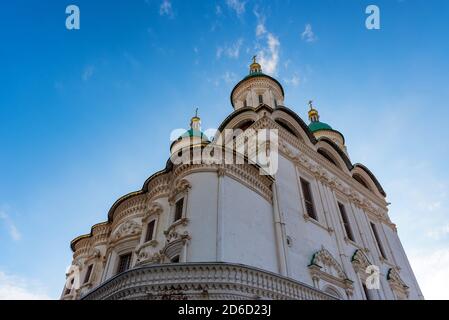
[81,262,336,301]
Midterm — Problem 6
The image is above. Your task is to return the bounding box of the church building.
[62,58,423,300]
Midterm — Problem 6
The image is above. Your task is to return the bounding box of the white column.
[272,182,289,276]
[216,168,225,261]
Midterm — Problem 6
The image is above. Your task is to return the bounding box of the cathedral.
[62,58,423,300]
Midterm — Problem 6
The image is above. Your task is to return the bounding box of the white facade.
[62,61,423,300]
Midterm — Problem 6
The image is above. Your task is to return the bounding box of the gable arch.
[315,141,351,174]
[275,118,301,139]
[272,108,315,148]
[351,165,385,198]
[352,164,386,197]
[323,285,343,299]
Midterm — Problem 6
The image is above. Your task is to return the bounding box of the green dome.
[180,129,209,140]
[308,121,333,132]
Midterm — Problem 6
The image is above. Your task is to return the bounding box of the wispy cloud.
[222,71,237,84]
[258,33,280,76]
[252,8,280,76]
[0,270,51,300]
[284,74,300,87]
[409,248,449,299]
[226,0,246,16]
[0,210,21,241]
[426,224,449,240]
[254,8,266,37]
[301,23,317,43]
[82,65,95,81]
[216,38,244,59]
[159,0,174,18]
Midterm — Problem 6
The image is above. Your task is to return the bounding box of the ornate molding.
[168,179,192,204]
[110,220,142,244]
[81,263,337,301]
[351,249,372,274]
[387,268,409,299]
[309,248,353,296]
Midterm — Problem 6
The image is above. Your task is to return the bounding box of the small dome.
[180,128,209,140]
[308,121,333,132]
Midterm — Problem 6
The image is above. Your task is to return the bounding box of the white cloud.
[253,8,266,37]
[226,0,245,16]
[284,74,300,87]
[409,248,449,300]
[426,224,449,240]
[215,5,222,16]
[0,271,51,300]
[258,33,280,76]
[216,38,244,59]
[0,211,21,241]
[222,71,237,84]
[301,23,317,43]
[82,66,95,81]
[159,0,173,17]
[252,9,280,76]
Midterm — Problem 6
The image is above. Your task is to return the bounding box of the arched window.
[236,120,255,131]
[353,174,371,191]
[275,119,299,138]
[324,286,342,299]
[318,149,339,168]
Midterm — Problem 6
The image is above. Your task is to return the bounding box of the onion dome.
[170,109,209,156]
[307,101,348,155]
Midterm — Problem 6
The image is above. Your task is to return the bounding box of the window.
[174,198,184,222]
[370,222,387,259]
[145,220,156,242]
[275,119,298,138]
[338,203,355,242]
[65,278,74,295]
[274,99,278,107]
[83,264,93,284]
[318,149,339,168]
[243,100,248,108]
[353,174,370,191]
[116,253,132,274]
[300,178,317,220]
[258,94,263,104]
[171,255,180,263]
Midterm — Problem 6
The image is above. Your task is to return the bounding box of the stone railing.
[82,262,336,300]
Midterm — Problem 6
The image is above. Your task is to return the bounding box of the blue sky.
[0,0,448,299]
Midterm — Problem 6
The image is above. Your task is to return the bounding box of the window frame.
[116,252,132,275]
[338,202,355,242]
[173,198,184,223]
[83,264,94,285]
[145,219,156,243]
[300,177,318,221]
[370,222,387,260]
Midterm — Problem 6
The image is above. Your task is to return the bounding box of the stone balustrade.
[81,262,336,300]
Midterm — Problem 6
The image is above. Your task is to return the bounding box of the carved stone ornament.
[308,248,353,296]
[144,202,163,220]
[112,220,142,242]
[387,268,409,298]
[351,249,372,273]
[168,179,192,204]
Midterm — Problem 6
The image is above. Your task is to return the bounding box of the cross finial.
[308,100,314,110]
[195,107,198,118]
[252,55,257,64]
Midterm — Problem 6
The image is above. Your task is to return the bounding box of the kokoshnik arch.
[62,58,422,300]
